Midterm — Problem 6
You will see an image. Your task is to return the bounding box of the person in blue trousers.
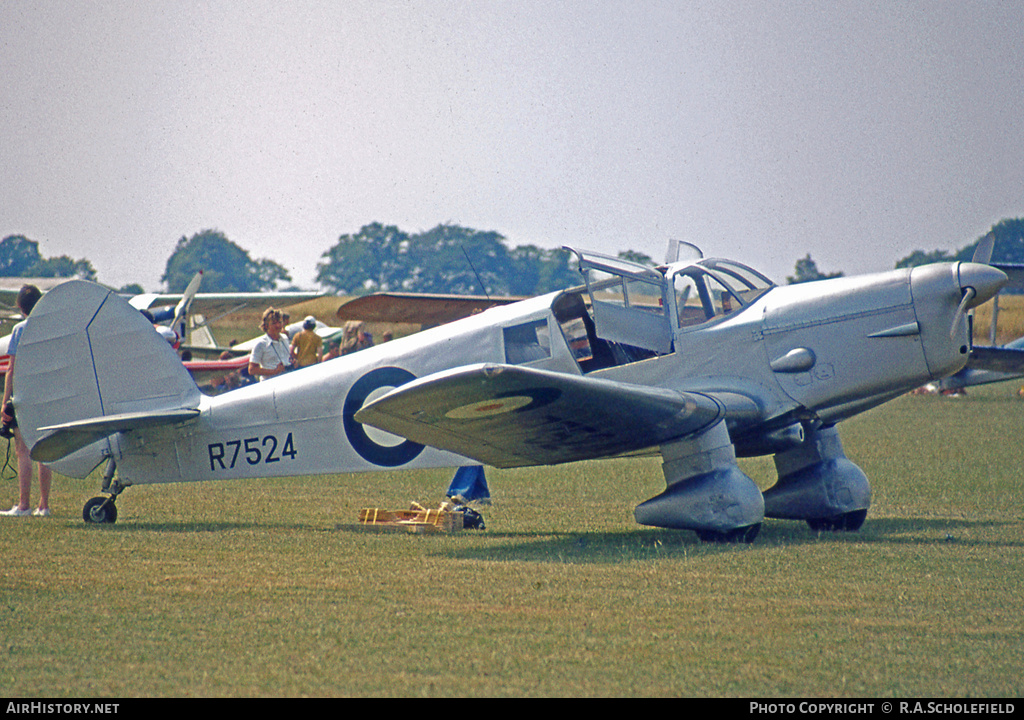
[446,465,490,504]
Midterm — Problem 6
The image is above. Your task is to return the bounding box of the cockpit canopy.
[557,247,775,362]
[669,257,775,328]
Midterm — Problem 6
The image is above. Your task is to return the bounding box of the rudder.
[13,281,201,477]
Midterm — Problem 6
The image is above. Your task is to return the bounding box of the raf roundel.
[445,395,535,420]
[342,367,425,467]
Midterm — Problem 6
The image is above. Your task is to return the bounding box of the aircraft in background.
[0,273,207,374]
[130,281,333,388]
[11,241,1010,541]
[0,273,326,384]
[0,277,76,316]
[128,286,326,355]
[336,292,524,330]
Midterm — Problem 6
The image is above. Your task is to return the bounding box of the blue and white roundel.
[342,367,425,467]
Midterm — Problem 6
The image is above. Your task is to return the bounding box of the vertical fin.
[14,281,201,477]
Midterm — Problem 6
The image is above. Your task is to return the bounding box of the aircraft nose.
[958,263,1007,308]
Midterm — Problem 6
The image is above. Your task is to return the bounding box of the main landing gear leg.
[83,458,125,524]
[763,424,871,532]
[634,422,764,543]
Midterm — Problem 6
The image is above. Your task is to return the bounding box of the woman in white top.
[248,308,292,381]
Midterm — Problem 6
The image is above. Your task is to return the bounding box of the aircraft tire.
[83,497,117,524]
[696,523,760,544]
[806,508,867,532]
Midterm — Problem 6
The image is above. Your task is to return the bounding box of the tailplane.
[14,281,201,477]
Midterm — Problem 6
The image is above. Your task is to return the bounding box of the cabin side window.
[503,319,552,364]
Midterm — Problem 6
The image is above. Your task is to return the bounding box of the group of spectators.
[247,311,380,382]
[200,312,387,395]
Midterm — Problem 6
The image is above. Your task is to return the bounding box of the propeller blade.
[972,232,995,265]
[171,271,203,335]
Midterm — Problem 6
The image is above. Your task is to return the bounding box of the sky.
[2,0,1022,292]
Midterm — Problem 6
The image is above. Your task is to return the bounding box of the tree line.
[158,224,589,295]
[312,223,587,297]
[895,218,1024,268]
[3,218,1022,294]
[0,235,97,282]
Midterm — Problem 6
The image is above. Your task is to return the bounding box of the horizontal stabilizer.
[32,409,200,463]
[355,363,725,468]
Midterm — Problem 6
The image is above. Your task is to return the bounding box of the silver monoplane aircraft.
[11,243,1007,541]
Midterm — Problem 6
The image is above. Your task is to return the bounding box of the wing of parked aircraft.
[354,362,730,467]
[967,342,1024,374]
[930,243,1024,390]
[992,263,1024,292]
[336,292,524,328]
[0,278,76,318]
[938,336,1024,390]
[130,288,325,352]
[184,355,251,384]
[129,289,324,319]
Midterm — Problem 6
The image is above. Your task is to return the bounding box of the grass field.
[1,380,1022,697]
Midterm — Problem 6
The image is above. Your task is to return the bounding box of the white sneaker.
[32,508,50,517]
[1,505,31,517]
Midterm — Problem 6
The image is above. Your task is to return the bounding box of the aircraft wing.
[336,292,523,327]
[130,290,324,318]
[967,344,1024,374]
[0,277,76,296]
[0,278,88,318]
[354,363,726,468]
[938,339,1024,390]
[992,263,1024,292]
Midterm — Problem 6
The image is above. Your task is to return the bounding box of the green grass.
[1,385,1022,697]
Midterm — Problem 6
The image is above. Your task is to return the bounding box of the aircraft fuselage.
[110,259,1000,486]
[14,253,1005,536]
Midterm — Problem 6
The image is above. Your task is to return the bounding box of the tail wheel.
[83,496,118,524]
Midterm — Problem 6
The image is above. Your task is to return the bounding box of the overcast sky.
[3,0,1022,292]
